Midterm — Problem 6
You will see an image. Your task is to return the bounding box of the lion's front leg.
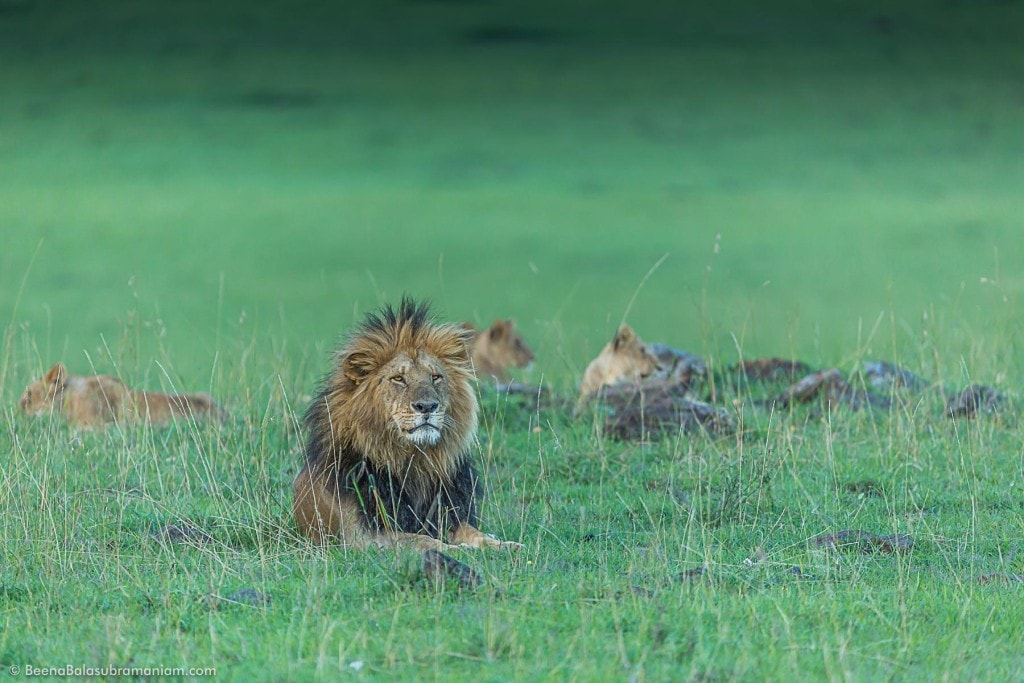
[379,531,460,552]
[449,523,523,550]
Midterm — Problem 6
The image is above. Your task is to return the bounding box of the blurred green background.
[3,0,1022,390]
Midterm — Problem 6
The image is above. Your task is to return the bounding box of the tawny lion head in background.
[18,362,68,415]
[465,319,536,383]
[306,298,479,470]
[577,323,659,403]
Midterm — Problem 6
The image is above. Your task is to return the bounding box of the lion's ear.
[44,362,68,387]
[488,319,511,341]
[612,324,636,351]
[341,351,376,384]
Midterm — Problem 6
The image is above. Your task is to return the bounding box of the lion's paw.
[480,534,523,551]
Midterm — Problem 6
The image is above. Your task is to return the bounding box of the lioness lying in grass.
[19,362,225,428]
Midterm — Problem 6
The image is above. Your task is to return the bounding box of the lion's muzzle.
[397,389,446,446]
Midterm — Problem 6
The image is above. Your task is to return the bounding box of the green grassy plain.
[2,1,1023,681]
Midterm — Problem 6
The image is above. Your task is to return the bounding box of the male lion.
[577,323,658,407]
[465,319,535,384]
[293,298,520,551]
[19,362,225,429]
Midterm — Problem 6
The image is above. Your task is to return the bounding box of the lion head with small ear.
[577,323,659,405]
[19,362,69,415]
[467,319,536,383]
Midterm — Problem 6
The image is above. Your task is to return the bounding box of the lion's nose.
[412,400,439,414]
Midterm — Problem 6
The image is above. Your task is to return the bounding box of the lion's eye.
[390,375,406,384]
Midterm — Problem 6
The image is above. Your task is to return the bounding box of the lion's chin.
[405,425,442,446]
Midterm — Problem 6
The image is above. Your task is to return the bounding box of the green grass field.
[2,1,1023,680]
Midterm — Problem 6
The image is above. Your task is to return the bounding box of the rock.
[647,343,707,388]
[423,549,483,589]
[947,384,1008,418]
[862,360,926,392]
[733,358,813,382]
[773,369,890,410]
[602,381,733,441]
[777,369,847,405]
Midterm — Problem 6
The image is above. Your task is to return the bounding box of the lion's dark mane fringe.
[311,446,481,536]
[358,296,431,345]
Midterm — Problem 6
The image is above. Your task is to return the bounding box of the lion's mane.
[301,298,481,538]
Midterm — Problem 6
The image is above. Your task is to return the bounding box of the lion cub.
[465,319,535,384]
[19,362,224,429]
[577,324,659,406]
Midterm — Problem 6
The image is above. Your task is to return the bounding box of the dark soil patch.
[151,523,214,547]
[977,573,1024,585]
[843,480,885,497]
[811,529,913,554]
[220,588,271,608]
[677,566,707,581]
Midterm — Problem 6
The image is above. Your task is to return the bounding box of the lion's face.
[598,324,658,386]
[18,378,50,414]
[473,319,535,378]
[313,300,479,473]
[19,363,66,415]
[375,352,454,447]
